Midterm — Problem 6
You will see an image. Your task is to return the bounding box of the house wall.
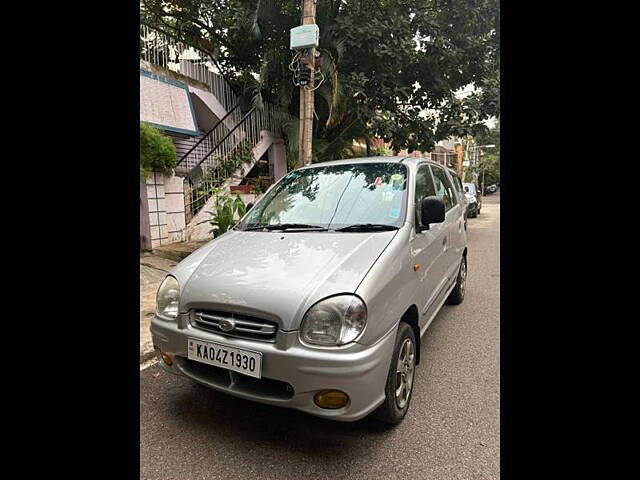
[145,172,186,248]
[164,175,187,243]
[140,68,199,137]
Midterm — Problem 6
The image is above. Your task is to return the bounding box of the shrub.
[198,187,246,238]
[140,123,177,180]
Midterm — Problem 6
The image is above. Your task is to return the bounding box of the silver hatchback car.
[151,156,468,424]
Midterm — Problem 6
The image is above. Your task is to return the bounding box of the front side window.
[415,164,437,204]
[237,163,409,230]
[430,165,457,211]
[450,172,463,193]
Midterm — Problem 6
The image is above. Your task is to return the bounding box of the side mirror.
[246,202,254,211]
[420,196,445,230]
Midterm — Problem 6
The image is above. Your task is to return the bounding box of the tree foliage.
[141,0,499,162]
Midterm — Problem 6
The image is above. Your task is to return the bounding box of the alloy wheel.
[459,259,467,296]
[395,338,415,409]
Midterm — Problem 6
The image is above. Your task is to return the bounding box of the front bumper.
[150,315,397,422]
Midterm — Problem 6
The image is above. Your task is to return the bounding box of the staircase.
[140,24,286,221]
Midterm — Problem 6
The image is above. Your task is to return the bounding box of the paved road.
[140,193,500,480]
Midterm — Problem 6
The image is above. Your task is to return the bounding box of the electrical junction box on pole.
[290,24,319,50]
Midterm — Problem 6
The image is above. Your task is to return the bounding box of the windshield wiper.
[334,223,399,232]
[243,223,328,231]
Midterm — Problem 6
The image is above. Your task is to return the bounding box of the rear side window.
[430,165,457,211]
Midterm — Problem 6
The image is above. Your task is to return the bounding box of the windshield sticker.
[390,173,405,192]
[389,208,400,219]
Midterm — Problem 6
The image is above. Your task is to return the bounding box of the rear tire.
[372,323,417,425]
[446,256,467,305]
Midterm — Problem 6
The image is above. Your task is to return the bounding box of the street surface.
[140,193,500,480]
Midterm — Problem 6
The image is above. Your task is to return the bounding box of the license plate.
[187,338,262,379]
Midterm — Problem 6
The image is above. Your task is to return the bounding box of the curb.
[140,348,155,364]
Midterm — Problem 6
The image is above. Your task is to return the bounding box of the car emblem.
[219,319,235,332]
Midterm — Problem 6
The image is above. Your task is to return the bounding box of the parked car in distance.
[463,182,482,217]
[447,168,468,230]
[151,156,468,424]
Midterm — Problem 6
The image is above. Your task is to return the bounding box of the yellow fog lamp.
[314,390,349,409]
[160,351,173,366]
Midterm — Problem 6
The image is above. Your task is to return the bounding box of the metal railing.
[174,104,241,174]
[184,104,277,222]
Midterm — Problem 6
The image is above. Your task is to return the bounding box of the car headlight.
[300,295,367,346]
[156,275,180,320]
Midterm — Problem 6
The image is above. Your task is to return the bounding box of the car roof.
[297,156,444,170]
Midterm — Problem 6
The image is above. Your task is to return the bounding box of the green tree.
[478,153,499,187]
[141,0,499,162]
[140,122,177,180]
[475,121,500,157]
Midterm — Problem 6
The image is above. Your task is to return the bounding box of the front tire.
[372,323,417,425]
[446,256,467,305]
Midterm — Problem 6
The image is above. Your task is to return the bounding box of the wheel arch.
[399,304,421,365]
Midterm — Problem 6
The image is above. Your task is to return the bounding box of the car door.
[431,164,465,285]
[410,163,450,329]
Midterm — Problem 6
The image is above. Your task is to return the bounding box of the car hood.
[174,229,398,331]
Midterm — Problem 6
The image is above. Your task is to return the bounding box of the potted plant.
[230,184,252,194]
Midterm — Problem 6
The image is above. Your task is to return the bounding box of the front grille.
[181,358,294,400]
[192,310,278,341]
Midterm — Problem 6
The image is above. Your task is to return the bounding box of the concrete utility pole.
[455,143,463,177]
[298,0,317,167]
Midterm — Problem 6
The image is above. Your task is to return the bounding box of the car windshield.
[463,183,475,194]
[237,162,408,231]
